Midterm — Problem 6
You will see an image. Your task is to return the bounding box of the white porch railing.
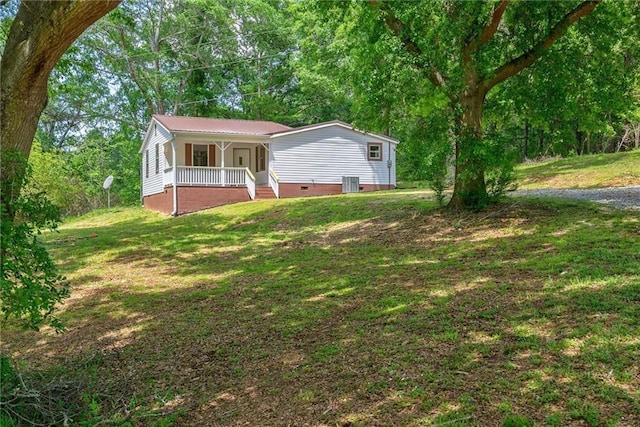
[268,168,279,198]
[245,169,256,200]
[168,166,258,200]
[175,166,248,186]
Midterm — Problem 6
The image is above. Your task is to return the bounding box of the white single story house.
[139,115,398,215]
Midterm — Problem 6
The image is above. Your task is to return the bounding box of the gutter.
[140,154,144,207]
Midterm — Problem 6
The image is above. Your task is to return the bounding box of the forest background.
[1,0,638,216]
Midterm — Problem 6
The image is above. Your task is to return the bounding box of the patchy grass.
[3,190,640,426]
[516,150,640,189]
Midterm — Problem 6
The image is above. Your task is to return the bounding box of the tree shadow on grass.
[4,196,639,426]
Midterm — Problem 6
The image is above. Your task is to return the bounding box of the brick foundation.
[144,186,251,215]
[143,189,174,214]
[177,186,250,215]
[144,183,395,215]
[278,182,395,198]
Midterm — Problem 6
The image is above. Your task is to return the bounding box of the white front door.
[233,148,251,169]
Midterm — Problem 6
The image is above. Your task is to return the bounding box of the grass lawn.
[3,190,640,426]
[516,150,640,189]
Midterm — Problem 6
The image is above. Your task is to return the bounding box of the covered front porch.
[162,138,280,200]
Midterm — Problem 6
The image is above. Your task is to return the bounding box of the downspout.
[140,155,144,207]
[171,134,178,216]
[388,141,392,189]
[221,141,226,186]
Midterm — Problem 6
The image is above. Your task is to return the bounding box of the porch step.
[255,186,276,200]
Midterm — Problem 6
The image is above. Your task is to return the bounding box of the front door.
[233,148,251,169]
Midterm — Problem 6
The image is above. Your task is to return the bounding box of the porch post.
[262,142,270,172]
[171,135,178,216]
[221,141,226,186]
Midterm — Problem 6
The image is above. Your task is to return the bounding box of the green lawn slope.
[4,190,639,426]
[516,149,640,189]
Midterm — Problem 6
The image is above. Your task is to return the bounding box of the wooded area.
[1,0,638,213]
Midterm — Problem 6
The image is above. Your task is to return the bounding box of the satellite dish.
[102,175,114,189]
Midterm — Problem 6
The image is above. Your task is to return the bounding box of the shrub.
[1,149,69,332]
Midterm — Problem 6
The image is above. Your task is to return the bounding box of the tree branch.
[116,26,157,115]
[369,0,451,96]
[483,0,600,92]
[478,0,509,47]
[463,0,510,62]
[462,0,509,79]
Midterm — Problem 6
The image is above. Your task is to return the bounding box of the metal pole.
[108,188,111,209]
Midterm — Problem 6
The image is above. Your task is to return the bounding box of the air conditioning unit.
[342,176,360,193]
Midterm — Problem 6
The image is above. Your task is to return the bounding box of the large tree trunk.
[0,0,120,215]
[448,90,488,209]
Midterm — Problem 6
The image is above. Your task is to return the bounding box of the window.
[193,144,208,166]
[145,149,149,177]
[256,146,266,172]
[155,144,160,174]
[368,143,382,161]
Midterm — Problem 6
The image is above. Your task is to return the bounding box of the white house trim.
[269,120,399,145]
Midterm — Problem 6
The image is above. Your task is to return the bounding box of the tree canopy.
[1,0,639,215]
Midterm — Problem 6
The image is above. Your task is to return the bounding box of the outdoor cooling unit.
[342,176,360,193]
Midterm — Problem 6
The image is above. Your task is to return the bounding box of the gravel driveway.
[511,186,640,210]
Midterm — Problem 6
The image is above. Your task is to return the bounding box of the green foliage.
[482,129,519,199]
[29,130,143,216]
[0,354,18,388]
[489,1,640,159]
[297,1,638,208]
[1,150,69,332]
[19,0,640,214]
[397,114,453,206]
[65,130,141,211]
[0,354,20,425]
[28,141,89,216]
[503,413,535,427]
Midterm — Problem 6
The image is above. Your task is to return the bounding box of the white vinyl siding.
[270,126,396,186]
[142,121,171,196]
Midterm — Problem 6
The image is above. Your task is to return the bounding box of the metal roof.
[153,114,291,135]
